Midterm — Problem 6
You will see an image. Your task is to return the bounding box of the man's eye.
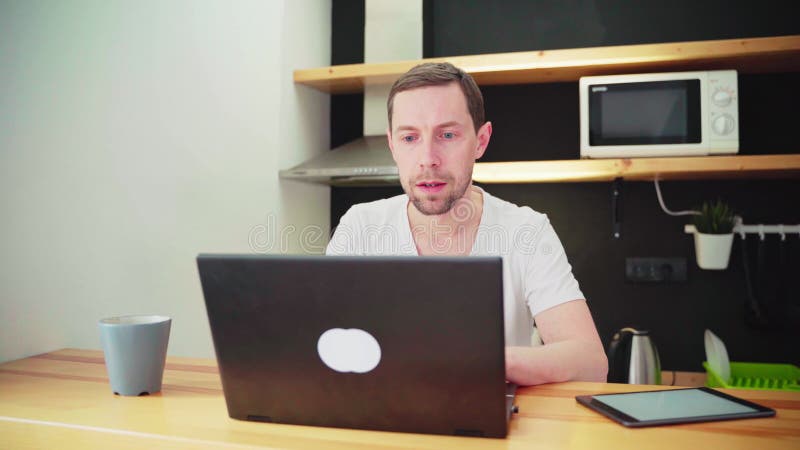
[442,132,455,139]
[402,135,416,143]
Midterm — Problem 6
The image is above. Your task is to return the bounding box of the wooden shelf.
[471,154,800,184]
[295,35,800,94]
[295,35,800,184]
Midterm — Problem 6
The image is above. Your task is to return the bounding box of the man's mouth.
[415,181,447,193]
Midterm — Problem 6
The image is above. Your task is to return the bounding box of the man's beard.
[406,175,470,216]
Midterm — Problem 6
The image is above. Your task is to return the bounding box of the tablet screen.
[592,389,758,421]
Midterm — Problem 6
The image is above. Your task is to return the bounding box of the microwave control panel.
[707,71,738,138]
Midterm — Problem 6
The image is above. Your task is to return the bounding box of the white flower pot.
[693,232,734,270]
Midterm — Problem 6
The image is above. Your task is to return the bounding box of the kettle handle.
[607,328,635,383]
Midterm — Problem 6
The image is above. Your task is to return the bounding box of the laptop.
[196,254,517,438]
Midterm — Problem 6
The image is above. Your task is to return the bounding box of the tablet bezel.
[575,387,776,428]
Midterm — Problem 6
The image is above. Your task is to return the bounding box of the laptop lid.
[197,254,508,438]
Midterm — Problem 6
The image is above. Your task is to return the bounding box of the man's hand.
[505,300,607,386]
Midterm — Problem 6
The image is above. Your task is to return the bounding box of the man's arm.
[505,299,607,386]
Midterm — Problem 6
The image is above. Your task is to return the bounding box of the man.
[326,62,608,386]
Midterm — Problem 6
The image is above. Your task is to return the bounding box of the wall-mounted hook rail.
[684,223,800,237]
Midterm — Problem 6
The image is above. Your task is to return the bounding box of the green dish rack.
[703,361,800,391]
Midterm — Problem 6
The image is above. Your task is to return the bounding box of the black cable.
[778,235,800,327]
[741,235,768,328]
[756,236,768,314]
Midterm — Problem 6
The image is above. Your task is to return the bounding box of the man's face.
[388,82,491,216]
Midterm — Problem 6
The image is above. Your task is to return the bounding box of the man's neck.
[407,185,484,256]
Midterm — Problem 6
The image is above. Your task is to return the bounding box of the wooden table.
[1,349,798,449]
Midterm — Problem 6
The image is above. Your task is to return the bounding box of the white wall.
[0,0,331,362]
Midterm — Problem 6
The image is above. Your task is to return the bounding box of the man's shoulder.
[474,190,553,259]
[483,189,548,227]
[341,194,407,226]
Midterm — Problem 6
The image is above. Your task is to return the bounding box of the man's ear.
[475,121,492,160]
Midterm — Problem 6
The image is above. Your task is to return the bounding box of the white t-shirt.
[326,187,585,347]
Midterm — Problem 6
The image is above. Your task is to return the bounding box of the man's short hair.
[387,62,485,133]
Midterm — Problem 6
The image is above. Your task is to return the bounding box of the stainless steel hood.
[279,136,398,186]
[281,1,421,187]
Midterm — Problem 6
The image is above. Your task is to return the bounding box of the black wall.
[329,0,800,371]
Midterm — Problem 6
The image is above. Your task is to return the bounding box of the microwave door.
[588,79,701,147]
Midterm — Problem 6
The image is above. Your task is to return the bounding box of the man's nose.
[418,139,440,168]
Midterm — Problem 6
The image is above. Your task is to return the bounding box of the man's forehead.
[393,82,465,104]
[392,83,470,126]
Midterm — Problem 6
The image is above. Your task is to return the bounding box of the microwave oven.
[579,70,739,158]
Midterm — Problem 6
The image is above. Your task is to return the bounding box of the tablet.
[576,387,775,427]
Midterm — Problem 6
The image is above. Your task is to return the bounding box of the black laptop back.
[197,254,507,437]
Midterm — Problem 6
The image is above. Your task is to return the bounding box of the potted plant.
[691,200,736,270]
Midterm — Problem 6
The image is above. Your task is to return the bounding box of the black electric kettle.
[607,327,662,385]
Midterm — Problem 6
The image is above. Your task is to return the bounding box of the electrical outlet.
[625,257,687,283]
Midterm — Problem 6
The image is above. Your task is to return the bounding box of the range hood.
[280,1,421,187]
[278,136,398,186]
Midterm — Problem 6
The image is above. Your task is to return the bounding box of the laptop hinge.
[246,415,273,423]
[454,429,484,437]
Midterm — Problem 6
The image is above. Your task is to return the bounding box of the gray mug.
[98,315,171,396]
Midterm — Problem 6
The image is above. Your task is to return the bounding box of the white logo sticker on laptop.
[317,328,381,373]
